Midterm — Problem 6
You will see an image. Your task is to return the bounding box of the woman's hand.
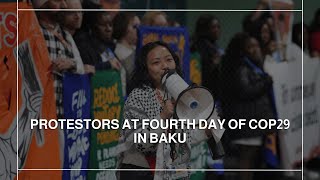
[160,100,174,119]
[84,64,96,74]
[52,58,75,71]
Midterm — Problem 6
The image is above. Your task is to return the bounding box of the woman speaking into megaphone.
[117,41,220,180]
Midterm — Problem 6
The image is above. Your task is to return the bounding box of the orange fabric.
[0,3,17,133]
[18,2,61,173]
[1,3,62,179]
[0,53,17,134]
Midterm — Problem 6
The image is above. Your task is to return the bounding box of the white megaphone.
[161,69,215,123]
[161,69,225,160]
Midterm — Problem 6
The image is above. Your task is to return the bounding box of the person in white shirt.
[113,12,141,95]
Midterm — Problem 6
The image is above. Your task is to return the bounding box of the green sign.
[88,70,124,180]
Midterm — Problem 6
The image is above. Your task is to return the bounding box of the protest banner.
[265,59,302,169]
[0,2,61,179]
[137,26,191,83]
[302,57,320,163]
[62,73,91,180]
[0,3,18,180]
[88,70,124,180]
[0,2,17,134]
[265,56,320,169]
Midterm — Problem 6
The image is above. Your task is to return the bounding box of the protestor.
[74,4,122,74]
[219,33,277,180]
[118,41,216,180]
[309,8,320,58]
[33,0,84,118]
[142,11,168,27]
[242,0,274,35]
[245,18,282,63]
[242,0,290,63]
[59,0,86,74]
[59,0,82,36]
[190,14,225,180]
[113,12,141,95]
[18,0,85,178]
[191,14,224,97]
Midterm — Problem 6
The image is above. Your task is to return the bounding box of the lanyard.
[243,57,265,76]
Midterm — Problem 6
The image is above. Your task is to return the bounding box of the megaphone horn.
[161,69,215,122]
[161,69,224,160]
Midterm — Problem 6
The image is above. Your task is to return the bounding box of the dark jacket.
[74,30,114,70]
[220,59,276,139]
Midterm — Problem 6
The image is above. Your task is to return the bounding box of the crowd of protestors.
[29,0,320,179]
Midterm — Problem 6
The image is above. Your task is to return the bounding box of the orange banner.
[0,4,19,180]
[1,2,61,179]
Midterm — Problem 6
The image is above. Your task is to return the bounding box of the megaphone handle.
[163,86,176,162]
[207,137,225,160]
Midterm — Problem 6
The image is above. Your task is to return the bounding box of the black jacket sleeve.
[233,65,272,100]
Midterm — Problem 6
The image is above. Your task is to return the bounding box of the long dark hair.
[191,14,219,52]
[112,12,137,40]
[220,32,252,84]
[128,41,183,93]
[80,1,102,32]
[219,32,252,103]
[193,14,218,40]
[222,32,251,67]
[257,21,274,48]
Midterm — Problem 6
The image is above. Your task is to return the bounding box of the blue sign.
[63,72,91,180]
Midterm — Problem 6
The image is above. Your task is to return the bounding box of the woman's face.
[146,46,176,88]
[244,37,262,64]
[95,13,113,42]
[261,23,271,45]
[126,16,141,46]
[209,19,220,41]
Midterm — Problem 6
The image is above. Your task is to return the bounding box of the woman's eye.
[153,61,160,64]
[167,58,173,62]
